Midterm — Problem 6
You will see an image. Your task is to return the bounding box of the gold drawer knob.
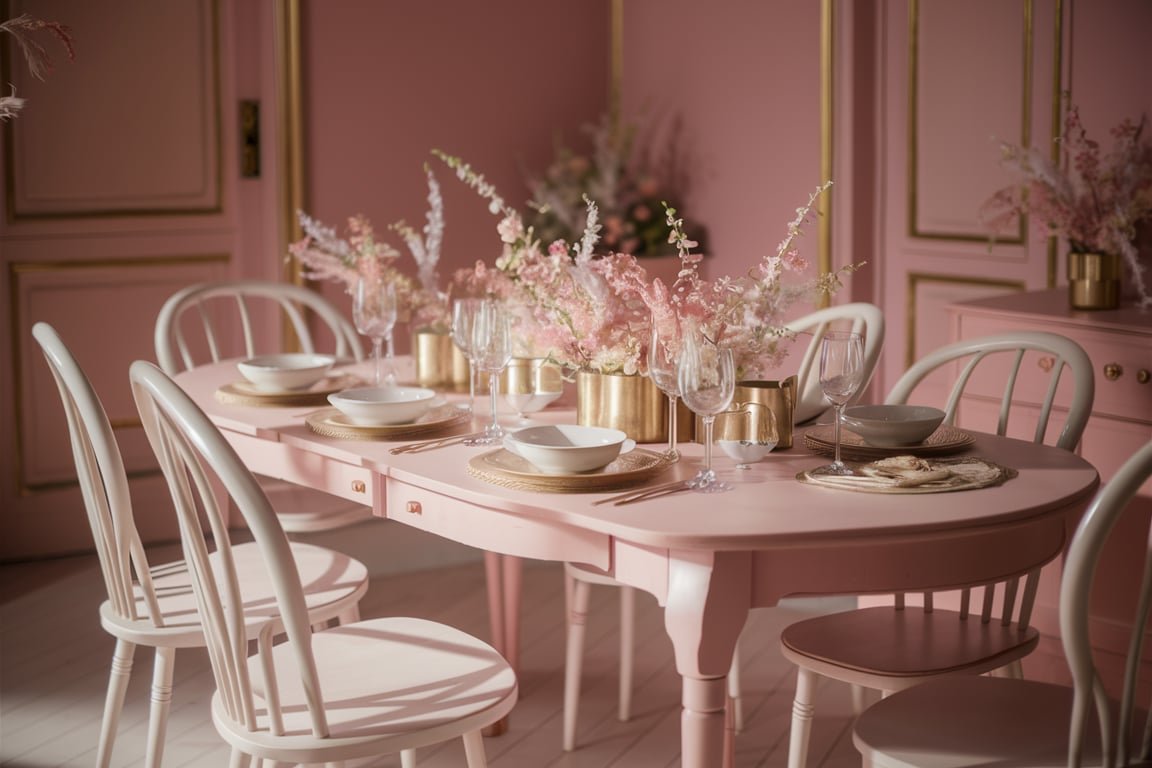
[1139,369,1150,385]
[406,500,423,515]
[351,480,366,494]
[1103,363,1123,382]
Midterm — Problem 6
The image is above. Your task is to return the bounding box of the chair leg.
[462,730,488,767]
[400,748,417,768]
[145,646,177,768]
[851,683,869,714]
[227,747,251,768]
[562,577,592,751]
[618,585,635,722]
[96,638,136,768]
[728,643,744,732]
[787,668,817,768]
[337,602,361,625]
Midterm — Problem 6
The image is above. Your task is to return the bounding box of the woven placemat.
[467,448,675,493]
[803,424,975,461]
[797,456,1016,494]
[305,404,471,441]
[215,373,363,407]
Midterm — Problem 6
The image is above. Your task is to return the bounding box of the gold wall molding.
[904,271,1025,367]
[906,0,1061,244]
[10,253,229,495]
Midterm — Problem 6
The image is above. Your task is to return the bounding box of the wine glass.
[677,330,736,493]
[811,331,865,476]
[648,319,682,459]
[353,276,397,387]
[465,300,512,445]
[451,298,483,412]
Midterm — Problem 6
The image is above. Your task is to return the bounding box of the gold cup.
[703,376,796,448]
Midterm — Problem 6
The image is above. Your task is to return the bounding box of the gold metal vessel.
[704,376,796,449]
[575,371,692,444]
[1068,251,1121,311]
[413,331,470,390]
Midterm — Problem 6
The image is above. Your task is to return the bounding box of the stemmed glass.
[465,300,512,445]
[811,331,865,476]
[677,329,736,493]
[452,298,483,412]
[353,276,398,387]
[648,320,682,459]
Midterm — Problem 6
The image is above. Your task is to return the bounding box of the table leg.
[664,551,750,768]
[482,552,523,737]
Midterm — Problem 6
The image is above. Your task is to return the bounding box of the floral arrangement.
[436,149,858,378]
[391,167,451,331]
[525,113,707,258]
[288,212,413,299]
[1,13,75,121]
[981,105,1152,309]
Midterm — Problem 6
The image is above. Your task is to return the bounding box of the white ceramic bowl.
[327,386,438,426]
[842,404,946,447]
[503,424,634,474]
[718,439,778,466]
[236,353,335,392]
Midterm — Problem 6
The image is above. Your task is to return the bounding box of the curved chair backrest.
[885,330,1095,451]
[154,280,363,374]
[786,302,885,424]
[1060,438,1152,767]
[31,323,164,627]
[130,360,330,738]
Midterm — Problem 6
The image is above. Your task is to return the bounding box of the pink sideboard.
[948,288,1152,688]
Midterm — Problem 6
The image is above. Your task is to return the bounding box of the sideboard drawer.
[385,478,612,570]
[954,313,1152,423]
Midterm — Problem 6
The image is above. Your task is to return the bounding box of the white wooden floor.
[1,519,863,767]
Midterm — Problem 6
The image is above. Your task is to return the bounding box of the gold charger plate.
[797,457,1016,494]
[803,424,975,461]
[305,402,471,440]
[467,448,675,493]
[216,372,363,407]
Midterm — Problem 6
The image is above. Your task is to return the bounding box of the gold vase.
[1068,251,1121,310]
[413,330,470,390]
[575,371,692,444]
[698,376,797,449]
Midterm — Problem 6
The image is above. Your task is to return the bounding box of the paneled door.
[0,0,284,559]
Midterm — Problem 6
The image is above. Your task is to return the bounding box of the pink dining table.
[174,358,1099,768]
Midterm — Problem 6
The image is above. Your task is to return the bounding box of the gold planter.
[1068,251,1121,310]
[413,330,470,390]
[699,376,796,449]
[576,371,692,444]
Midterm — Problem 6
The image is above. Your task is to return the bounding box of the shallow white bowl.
[718,439,778,465]
[503,424,634,474]
[328,386,438,426]
[842,404,946,447]
[236,353,335,392]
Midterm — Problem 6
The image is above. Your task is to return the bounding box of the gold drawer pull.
[1103,363,1123,382]
[406,500,423,515]
[351,480,366,494]
[1139,369,1150,385]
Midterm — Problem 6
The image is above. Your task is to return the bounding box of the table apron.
[223,431,375,507]
[384,477,612,570]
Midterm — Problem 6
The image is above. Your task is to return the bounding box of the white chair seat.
[232,616,517,754]
[99,542,368,646]
[780,605,1039,680]
[853,676,1096,768]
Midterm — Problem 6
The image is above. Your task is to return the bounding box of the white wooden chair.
[779,330,1096,768]
[31,322,369,768]
[129,359,518,768]
[853,437,1152,768]
[154,280,372,532]
[560,302,885,752]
